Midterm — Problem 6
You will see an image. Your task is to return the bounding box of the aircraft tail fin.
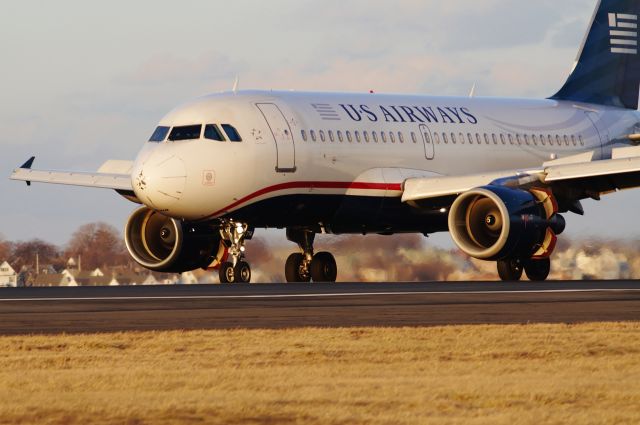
[552,0,640,109]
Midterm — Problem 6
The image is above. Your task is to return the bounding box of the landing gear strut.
[497,258,551,281]
[285,228,337,283]
[218,221,252,284]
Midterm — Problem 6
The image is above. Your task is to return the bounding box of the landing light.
[440,208,447,213]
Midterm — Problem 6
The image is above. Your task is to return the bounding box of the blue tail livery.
[552,0,640,109]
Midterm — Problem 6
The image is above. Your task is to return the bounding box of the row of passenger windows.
[301,129,585,148]
[302,129,417,144]
[432,132,585,147]
[149,124,242,143]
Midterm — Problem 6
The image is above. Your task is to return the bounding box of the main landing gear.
[497,257,551,281]
[218,222,252,284]
[285,228,337,283]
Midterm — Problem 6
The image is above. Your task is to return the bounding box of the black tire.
[234,261,251,283]
[524,258,551,281]
[310,252,337,282]
[219,262,235,284]
[497,259,523,281]
[285,253,310,283]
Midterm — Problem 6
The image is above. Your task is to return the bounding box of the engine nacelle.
[124,207,225,273]
[448,186,565,261]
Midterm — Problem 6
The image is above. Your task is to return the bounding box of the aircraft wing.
[402,146,640,210]
[9,157,133,191]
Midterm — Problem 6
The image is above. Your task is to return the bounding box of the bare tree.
[0,235,11,262]
[65,222,128,270]
[10,239,63,272]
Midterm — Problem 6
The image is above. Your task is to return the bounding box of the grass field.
[1,323,639,424]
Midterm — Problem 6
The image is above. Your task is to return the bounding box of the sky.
[0,0,636,249]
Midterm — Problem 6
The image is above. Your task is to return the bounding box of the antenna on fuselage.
[232,75,239,94]
[469,82,476,98]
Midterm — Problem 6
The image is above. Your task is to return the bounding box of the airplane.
[10,0,640,283]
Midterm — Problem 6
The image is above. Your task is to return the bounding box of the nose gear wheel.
[218,221,252,284]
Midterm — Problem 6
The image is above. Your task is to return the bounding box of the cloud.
[117,50,246,87]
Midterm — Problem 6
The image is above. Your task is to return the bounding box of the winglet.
[20,156,35,169]
[19,156,35,186]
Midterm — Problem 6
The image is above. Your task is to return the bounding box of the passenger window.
[442,133,448,144]
[364,131,370,143]
[492,134,498,145]
[484,134,490,144]
[516,134,522,145]
[149,126,170,142]
[508,134,514,145]
[500,134,506,145]
[564,135,569,146]
[571,135,576,146]
[398,132,404,143]
[373,132,379,143]
[204,124,225,141]
[556,135,561,146]
[329,130,335,142]
[468,133,473,144]
[524,135,529,145]
[532,135,537,146]
[319,130,326,142]
[355,131,361,143]
[540,134,545,146]
[451,133,457,144]
[346,131,353,143]
[337,130,344,142]
[310,130,317,142]
[579,135,584,146]
[389,132,395,143]
[476,134,482,144]
[433,133,440,144]
[382,132,388,143]
[411,132,417,143]
[221,124,242,142]
[548,135,553,145]
[301,130,307,142]
[169,124,202,141]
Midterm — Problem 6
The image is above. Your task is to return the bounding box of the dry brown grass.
[1,323,639,424]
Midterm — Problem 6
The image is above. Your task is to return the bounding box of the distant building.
[0,261,17,287]
[69,268,109,286]
[178,271,198,284]
[114,271,157,286]
[33,271,77,287]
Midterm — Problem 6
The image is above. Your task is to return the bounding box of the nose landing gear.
[285,228,337,283]
[218,222,252,284]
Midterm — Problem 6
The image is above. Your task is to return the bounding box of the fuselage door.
[419,124,435,160]
[256,103,296,172]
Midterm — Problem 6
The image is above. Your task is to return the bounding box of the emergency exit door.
[256,103,296,172]
[419,124,435,160]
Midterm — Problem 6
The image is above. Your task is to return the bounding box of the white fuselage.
[130,90,638,234]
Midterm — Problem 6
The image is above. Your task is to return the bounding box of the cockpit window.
[168,125,202,141]
[204,124,225,141]
[222,124,242,142]
[149,126,170,142]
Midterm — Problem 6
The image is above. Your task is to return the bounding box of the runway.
[0,281,639,334]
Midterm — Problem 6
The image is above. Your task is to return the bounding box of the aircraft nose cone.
[133,151,187,212]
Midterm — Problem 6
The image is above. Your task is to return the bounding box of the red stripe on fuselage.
[206,181,403,219]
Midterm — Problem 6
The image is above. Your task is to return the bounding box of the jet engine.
[448,186,565,261]
[124,207,226,273]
